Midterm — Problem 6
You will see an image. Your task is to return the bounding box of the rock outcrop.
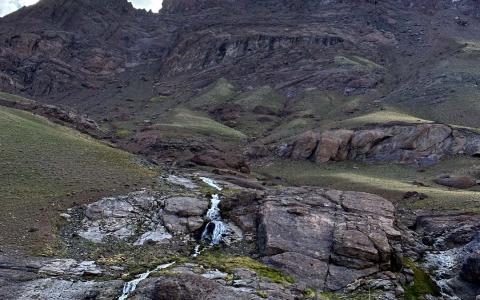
[77,190,208,244]
[281,124,480,166]
[222,187,402,291]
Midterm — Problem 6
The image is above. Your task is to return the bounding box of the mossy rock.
[196,251,295,285]
[403,258,440,300]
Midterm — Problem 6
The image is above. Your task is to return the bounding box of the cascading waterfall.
[118,177,226,299]
[118,262,175,300]
[199,177,228,245]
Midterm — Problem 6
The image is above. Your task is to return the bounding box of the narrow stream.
[118,177,227,299]
[118,262,175,300]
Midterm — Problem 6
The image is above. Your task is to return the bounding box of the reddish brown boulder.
[314,129,354,163]
[191,150,250,173]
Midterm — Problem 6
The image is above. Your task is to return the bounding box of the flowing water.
[199,177,229,245]
[118,177,227,299]
[118,262,175,300]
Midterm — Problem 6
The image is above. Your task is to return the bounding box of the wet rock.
[165,175,198,189]
[434,175,477,189]
[461,253,480,284]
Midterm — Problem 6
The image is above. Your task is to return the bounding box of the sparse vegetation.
[403,258,440,300]
[0,106,154,252]
[255,157,480,213]
[196,251,295,285]
[154,108,247,139]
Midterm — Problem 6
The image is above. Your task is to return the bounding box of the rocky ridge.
[277,123,480,166]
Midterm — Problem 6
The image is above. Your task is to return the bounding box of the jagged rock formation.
[280,124,480,166]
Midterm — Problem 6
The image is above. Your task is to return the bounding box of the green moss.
[196,251,295,285]
[256,290,269,298]
[403,259,440,300]
[303,288,316,299]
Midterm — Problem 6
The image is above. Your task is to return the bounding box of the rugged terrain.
[0,0,480,299]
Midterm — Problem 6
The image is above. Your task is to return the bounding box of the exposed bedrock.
[279,123,480,166]
[222,187,403,291]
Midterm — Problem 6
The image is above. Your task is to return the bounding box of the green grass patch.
[339,109,430,127]
[234,86,285,113]
[150,95,170,103]
[188,78,235,108]
[403,258,440,300]
[334,55,384,70]
[196,251,295,285]
[0,91,36,105]
[115,128,133,139]
[154,108,247,139]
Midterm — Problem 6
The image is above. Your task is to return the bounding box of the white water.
[199,177,228,245]
[118,262,175,300]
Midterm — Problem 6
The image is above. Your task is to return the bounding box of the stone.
[164,197,208,217]
[460,253,480,284]
[314,129,354,163]
[133,227,173,246]
[256,187,399,290]
[129,274,263,300]
[165,175,198,189]
[285,124,480,165]
[290,130,319,160]
[39,259,102,277]
[0,278,123,300]
[434,175,477,189]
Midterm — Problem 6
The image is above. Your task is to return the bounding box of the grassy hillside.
[0,106,154,253]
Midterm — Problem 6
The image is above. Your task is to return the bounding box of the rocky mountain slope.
[0,0,480,299]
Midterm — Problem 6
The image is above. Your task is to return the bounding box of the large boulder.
[434,175,478,189]
[314,129,354,163]
[256,187,400,290]
[290,130,319,160]
[77,191,208,244]
[461,253,480,284]
[130,273,263,300]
